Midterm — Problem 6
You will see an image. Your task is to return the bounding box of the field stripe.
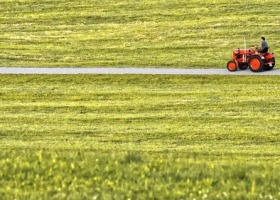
[0,67,279,75]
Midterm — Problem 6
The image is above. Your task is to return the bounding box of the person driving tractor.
[259,36,268,53]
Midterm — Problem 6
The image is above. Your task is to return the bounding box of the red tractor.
[227,48,275,72]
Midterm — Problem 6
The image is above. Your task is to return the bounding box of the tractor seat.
[260,47,269,53]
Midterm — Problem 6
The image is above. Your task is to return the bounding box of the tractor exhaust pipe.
[243,36,247,62]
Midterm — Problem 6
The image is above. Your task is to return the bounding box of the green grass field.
[0,75,279,199]
[1,0,280,199]
[1,0,280,67]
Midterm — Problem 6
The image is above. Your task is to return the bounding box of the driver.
[259,37,268,53]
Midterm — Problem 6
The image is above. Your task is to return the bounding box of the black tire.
[227,60,238,72]
[239,63,248,70]
[264,57,275,71]
[249,55,264,72]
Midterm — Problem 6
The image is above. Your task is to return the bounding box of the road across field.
[0,67,280,75]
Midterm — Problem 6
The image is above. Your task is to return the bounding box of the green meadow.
[0,75,279,199]
[1,0,280,199]
[1,0,280,67]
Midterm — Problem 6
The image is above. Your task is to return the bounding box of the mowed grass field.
[1,0,280,67]
[0,75,279,199]
[1,0,280,199]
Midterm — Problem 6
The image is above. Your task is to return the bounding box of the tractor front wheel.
[249,55,264,72]
[227,60,238,72]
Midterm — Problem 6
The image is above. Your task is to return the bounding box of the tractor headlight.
[261,56,265,59]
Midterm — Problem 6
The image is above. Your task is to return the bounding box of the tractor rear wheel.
[227,60,238,72]
[249,55,264,72]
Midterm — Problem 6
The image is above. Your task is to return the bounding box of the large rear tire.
[227,60,238,72]
[249,55,264,72]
